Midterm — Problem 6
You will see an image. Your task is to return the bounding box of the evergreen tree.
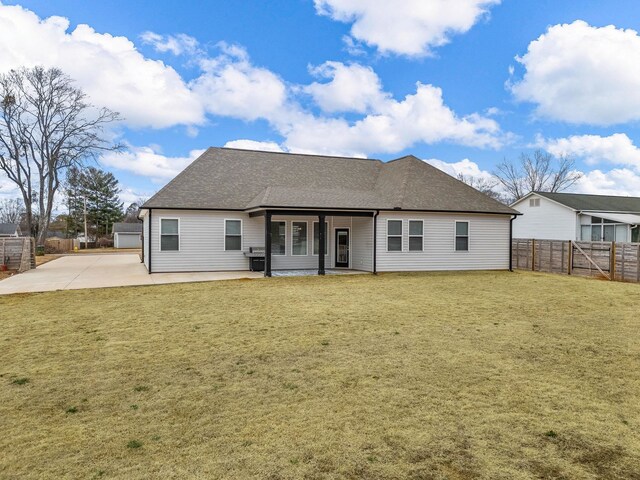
[81,167,124,236]
[64,166,124,238]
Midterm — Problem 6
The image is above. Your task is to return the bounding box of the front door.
[335,229,349,268]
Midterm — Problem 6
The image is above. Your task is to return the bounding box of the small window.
[387,220,402,252]
[271,221,286,255]
[580,225,591,241]
[591,216,603,224]
[292,222,308,256]
[313,221,329,255]
[529,198,540,207]
[455,221,469,251]
[409,220,423,251]
[160,218,179,251]
[225,220,242,251]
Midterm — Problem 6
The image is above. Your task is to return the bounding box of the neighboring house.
[112,222,143,249]
[512,191,640,242]
[139,148,519,276]
[0,223,20,237]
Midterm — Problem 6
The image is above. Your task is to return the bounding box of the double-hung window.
[271,221,286,255]
[224,220,242,251]
[387,220,402,251]
[160,218,179,251]
[455,221,469,251]
[292,222,308,256]
[313,221,329,255]
[409,220,423,251]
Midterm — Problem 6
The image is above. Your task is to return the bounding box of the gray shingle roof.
[0,223,18,235]
[142,148,517,215]
[112,222,142,233]
[535,192,640,212]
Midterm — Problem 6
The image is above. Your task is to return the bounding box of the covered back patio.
[248,209,376,277]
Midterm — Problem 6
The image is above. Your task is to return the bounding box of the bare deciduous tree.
[0,66,121,243]
[494,150,582,203]
[0,197,24,223]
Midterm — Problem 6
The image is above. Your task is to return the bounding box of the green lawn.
[1,271,639,479]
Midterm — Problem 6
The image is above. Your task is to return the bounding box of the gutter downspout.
[148,209,152,274]
[373,210,379,274]
[509,214,515,272]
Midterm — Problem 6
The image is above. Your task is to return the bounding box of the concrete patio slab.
[0,254,262,295]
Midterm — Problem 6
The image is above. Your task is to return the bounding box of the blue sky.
[2,0,640,204]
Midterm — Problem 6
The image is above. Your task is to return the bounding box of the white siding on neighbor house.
[114,232,142,249]
[376,211,511,272]
[143,214,150,270]
[512,195,578,240]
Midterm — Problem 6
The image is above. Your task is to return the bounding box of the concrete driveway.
[0,254,262,295]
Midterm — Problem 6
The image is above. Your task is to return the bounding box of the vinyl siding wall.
[146,210,374,273]
[149,210,258,272]
[351,217,374,271]
[512,195,578,240]
[145,209,508,273]
[376,211,510,272]
[143,213,150,270]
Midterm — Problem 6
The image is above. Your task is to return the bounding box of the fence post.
[567,241,572,275]
[610,242,616,281]
[531,239,536,271]
[620,243,625,282]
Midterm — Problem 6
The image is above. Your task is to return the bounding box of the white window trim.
[291,221,309,256]
[408,219,424,252]
[271,220,287,256]
[386,219,403,252]
[454,220,469,252]
[159,217,180,252]
[223,218,243,252]
[312,221,329,256]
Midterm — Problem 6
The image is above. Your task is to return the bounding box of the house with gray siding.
[512,191,640,242]
[139,148,519,276]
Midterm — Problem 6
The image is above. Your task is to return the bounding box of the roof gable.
[0,223,18,235]
[142,148,517,215]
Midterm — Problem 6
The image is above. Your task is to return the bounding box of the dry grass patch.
[0,271,639,479]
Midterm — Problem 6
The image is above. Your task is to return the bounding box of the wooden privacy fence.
[0,237,35,272]
[512,238,640,283]
[44,238,77,253]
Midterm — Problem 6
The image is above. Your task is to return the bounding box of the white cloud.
[426,158,495,181]
[511,20,640,125]
[100,145,205,181]
[191,43,288,121]
[140,31,200,56]
[573,168,640,196]
[540,133,640,169]
[304,61,388,113]
[314,0,500,56]
[283,83,504,155]
[119,186,154,206]
[223,139,285,152]
[0,3,204,128]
